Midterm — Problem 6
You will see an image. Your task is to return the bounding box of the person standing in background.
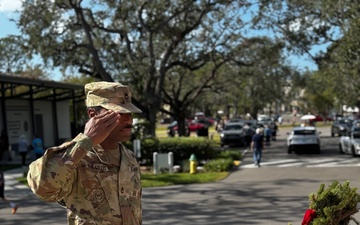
[18,134,29,166]
[0,169,19,214]
[32,135,44,159]
[264,125,271,146]
[251,128,264,168]
[269,121,278,141]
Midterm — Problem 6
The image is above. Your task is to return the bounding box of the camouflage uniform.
[27,133,142,225]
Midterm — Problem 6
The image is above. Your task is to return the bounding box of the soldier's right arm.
[27,133,92,203]
[27,110,120,202]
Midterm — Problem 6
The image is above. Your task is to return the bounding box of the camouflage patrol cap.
[85,81,142,113]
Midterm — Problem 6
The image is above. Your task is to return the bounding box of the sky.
[0,0,20,37]
[0,0,63,81]
[0,0,319,81]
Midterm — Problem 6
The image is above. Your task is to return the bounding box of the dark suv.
[220,122,247,147]
[331,119,352,137]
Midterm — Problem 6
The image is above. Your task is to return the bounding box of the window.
[294,130,316,135]
[224,125,242,131]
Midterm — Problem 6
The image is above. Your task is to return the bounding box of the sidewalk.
[0,156,67,225]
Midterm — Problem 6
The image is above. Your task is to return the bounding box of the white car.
[287,126,321,154]
[339,127,360,156]
[257,114,272,126]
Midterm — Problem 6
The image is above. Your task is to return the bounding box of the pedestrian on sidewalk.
[251,128,264,167]
[27,81,143,225]
[32,134,44,159]
[0,170,19,214]
[269,121,278,141]
[264,125,271,146]
[18,134,30,166]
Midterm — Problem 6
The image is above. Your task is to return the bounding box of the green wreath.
[291,181,360,225]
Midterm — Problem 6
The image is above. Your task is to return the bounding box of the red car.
[311,115,334,122]
[187,121,205,132]
[167,120,205,137]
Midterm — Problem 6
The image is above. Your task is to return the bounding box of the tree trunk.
[147,107,157,137]
[176,114,188,137]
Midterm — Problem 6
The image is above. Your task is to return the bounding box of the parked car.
[287,126,321,154]
[339,126,360,156]
[220,122,246,147]
[167,121,189,137]
[310,114,334,123]
[193,112,215,125]
[257,114,272,126]
[167,120,205,137]
[331,119,352,137]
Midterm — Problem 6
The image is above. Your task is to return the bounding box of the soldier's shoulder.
[121,144,136,157]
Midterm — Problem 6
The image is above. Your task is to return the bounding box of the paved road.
[241,126,360,168]
[1,125,360,224]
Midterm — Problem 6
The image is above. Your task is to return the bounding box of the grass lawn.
[4,164,229,188]
[17,171,229,188]
[141,172,229,188]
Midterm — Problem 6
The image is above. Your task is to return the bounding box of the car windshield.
[224,125,242,130]
[294,130,316,135]
[337,119,349,125]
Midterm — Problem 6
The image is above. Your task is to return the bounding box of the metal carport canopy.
[0,73,85,102]
[0,73,86,143]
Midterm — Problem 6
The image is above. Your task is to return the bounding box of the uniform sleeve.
[27,133,93,203]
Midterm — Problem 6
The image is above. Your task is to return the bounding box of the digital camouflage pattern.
[85,81,142,114]
[27,133,142,225]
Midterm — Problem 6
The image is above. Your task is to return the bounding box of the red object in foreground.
[301,209,317,225]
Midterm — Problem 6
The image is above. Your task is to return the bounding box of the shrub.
[203,158,233,172]
[216,150,242,160]
[157,137,216,164]
[124,137,217,166]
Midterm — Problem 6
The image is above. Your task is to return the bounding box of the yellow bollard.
[189,154,197,174]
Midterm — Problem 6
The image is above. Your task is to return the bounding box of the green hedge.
[124,138,240,172]
[202,150,242,172]
[203,158,234,172]
[124,137,217,166]
[216,150,242,160]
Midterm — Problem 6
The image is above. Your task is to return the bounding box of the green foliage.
[203,158,234,172]
[216,150,242,161]
[157,137,216,163]
[124,137,216,166]
[141,172,229,188]
[0,36,27,73]
[131,120,151,140]
[308,181,360,225]
[255,0,360,112]
[123,138,159,165]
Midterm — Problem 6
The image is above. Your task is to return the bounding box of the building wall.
[1,99,72,149]
[6,99,32,146]
[34,101,54,148]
